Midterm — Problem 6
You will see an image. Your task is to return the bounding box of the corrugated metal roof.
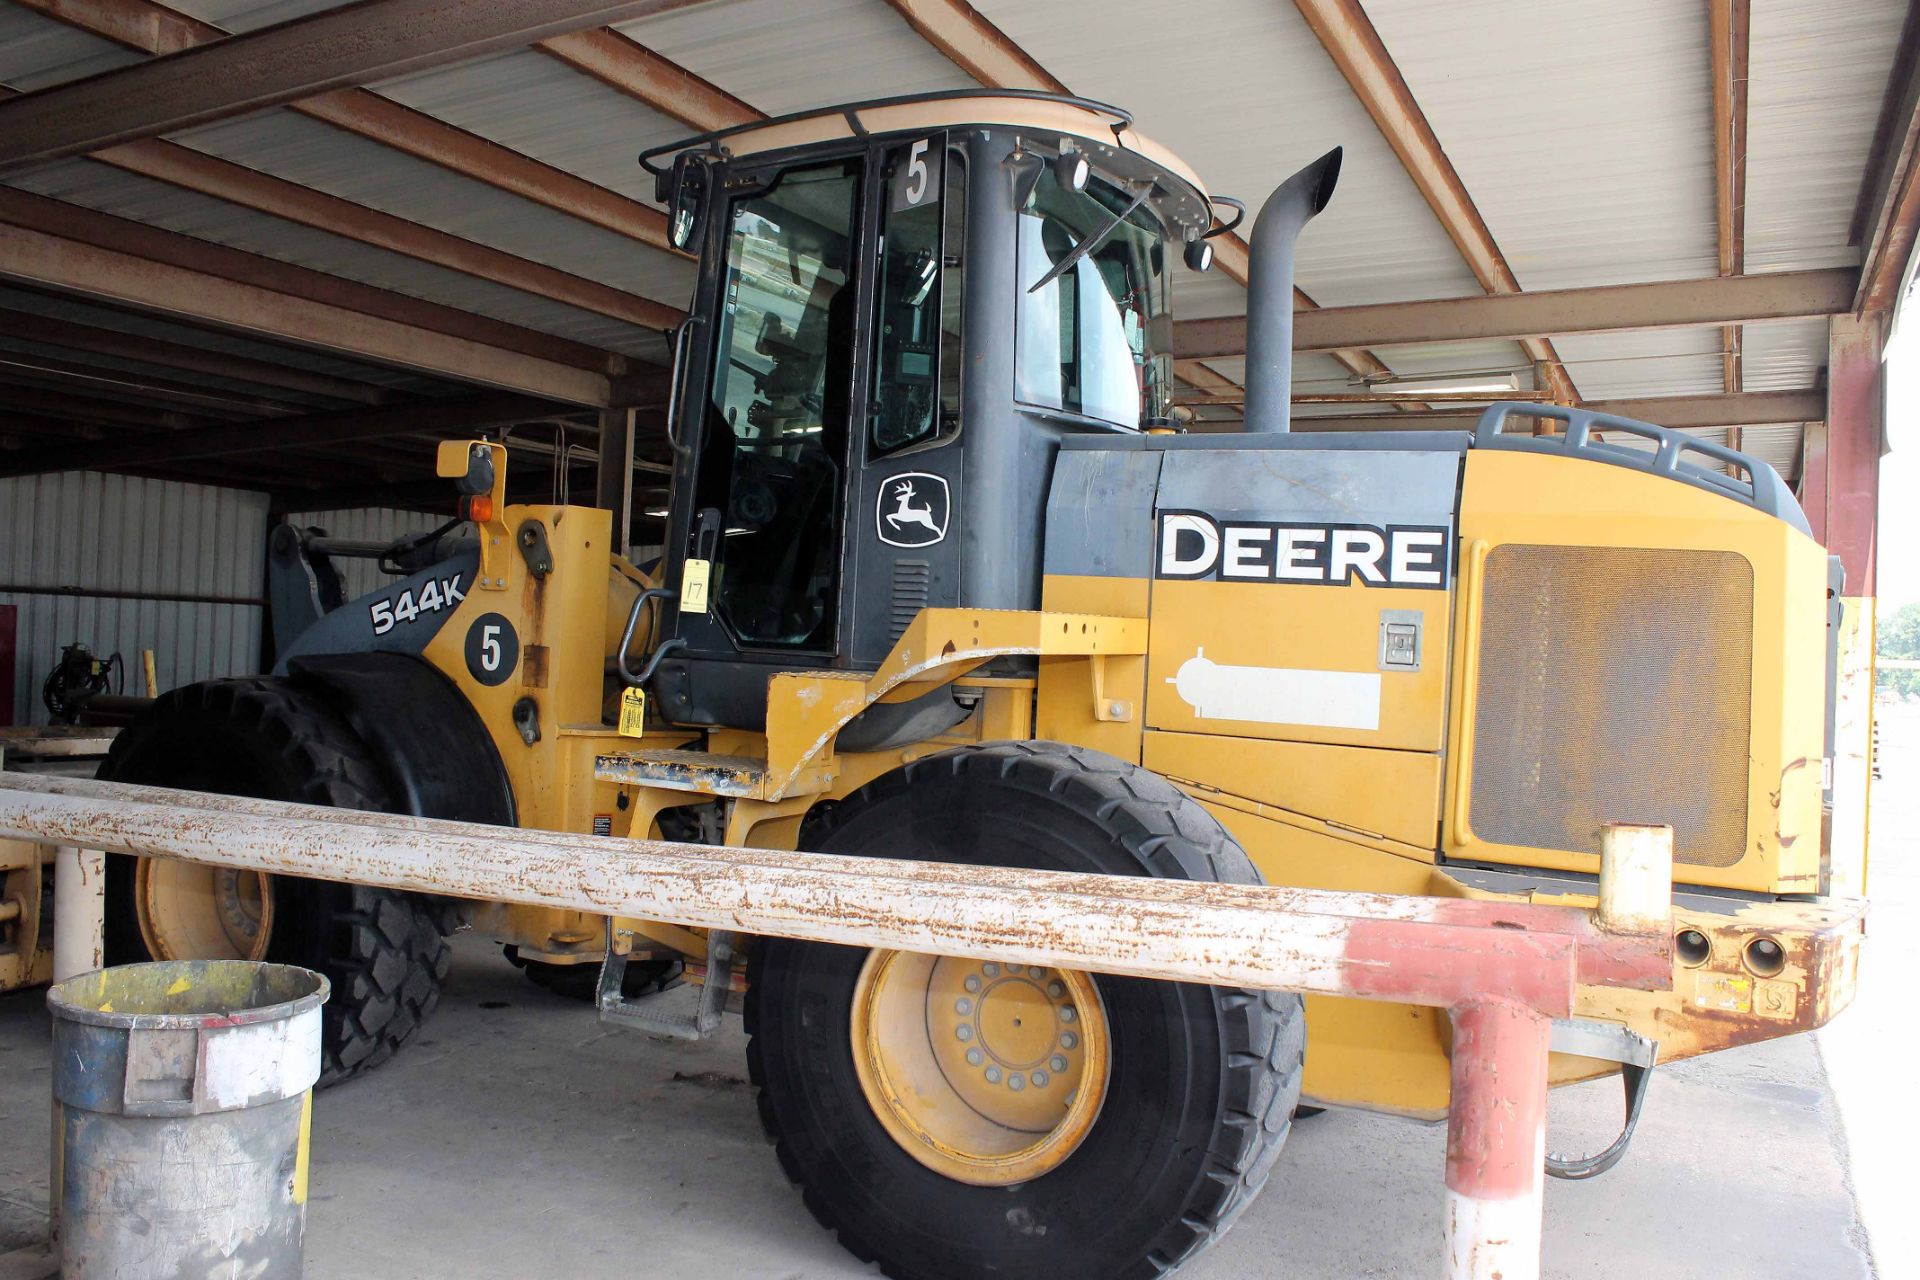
[0,0,1895,477]
[974,0,1485,309]
[1746,0,1909,274]
[1742,317,1829,393]
[0,7,144,92]
[629,0,975,112]
[371,48,687,205]
[0,471,267,725]
[165,0,360,35]
[171,108,698,309]
[1740,422,1803,479]
[4,160,669,362]
[1367,0,1719,291]
[1549,328,1726,400]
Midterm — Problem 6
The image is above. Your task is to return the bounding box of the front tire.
[746,742,1304,1280]
[100,677,450,1085]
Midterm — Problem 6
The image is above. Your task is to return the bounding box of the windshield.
[1015,166,1172,428]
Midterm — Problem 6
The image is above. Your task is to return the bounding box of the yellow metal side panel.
[1198,800,1450,1116]
[1144,578,1451,752]
[421,503,615,837]
[1036,573,1149,761]
[1443,451,1827,894]
[1146,731,1440,850]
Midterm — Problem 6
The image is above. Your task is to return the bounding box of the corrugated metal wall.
[280,507,443,602]
[0,472,269,725]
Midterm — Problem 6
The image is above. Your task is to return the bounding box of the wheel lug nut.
[1032,1070,1049,1087]
[955,997,973,1015]
[1047,981,1064,999]
[986,1066,1002,1084]
[983,963,999,977]
[956,1024,973,1041]
[1050,1055,1068,1073]
[964,975,981,993]
[1059,1006,1077,1024]
[1060,1032,1078,1050]
[967,1048,984,1066]
[1008,1074,1025,1091]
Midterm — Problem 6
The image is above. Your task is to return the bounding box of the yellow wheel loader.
[98,92,1863,1279]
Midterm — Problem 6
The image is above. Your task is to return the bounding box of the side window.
[693,158,863,650]
[870,139,966,456]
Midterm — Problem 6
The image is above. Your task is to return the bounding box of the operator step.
[595,747,768,798]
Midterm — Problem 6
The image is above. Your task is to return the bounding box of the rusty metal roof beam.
[86,138,684,332]
[0,0,719,171]
[0,392,563,478]
[0,194,616,405]
[536,27,760,130]
[20,0,684,255]
[1710,0,1751,392]
[0,349,304,416]
[1850,0,1920,313]
[0,306,391,404]
[1291,0,1576,403]
[881,0,1402,393]
[1173,268,1858,358]
[0,187,615,374]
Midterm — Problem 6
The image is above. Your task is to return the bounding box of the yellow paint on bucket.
[293,1090,313,1205]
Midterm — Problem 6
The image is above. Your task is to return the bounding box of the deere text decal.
[1156,511,1449,588]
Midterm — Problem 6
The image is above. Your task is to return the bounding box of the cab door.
[656,152,868,726]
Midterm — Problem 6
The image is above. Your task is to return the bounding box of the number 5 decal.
[904,139,930,206]
[464,613,518,687]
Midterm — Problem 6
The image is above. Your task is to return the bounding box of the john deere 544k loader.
[100,92,1864,1279]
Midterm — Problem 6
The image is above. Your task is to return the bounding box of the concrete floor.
[3,712,1912,1277]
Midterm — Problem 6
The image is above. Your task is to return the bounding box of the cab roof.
[641,90,1220,243]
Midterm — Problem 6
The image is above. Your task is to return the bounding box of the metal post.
[1444,997,1551,1280]
[1597,822,1673,936]
[52,845,104,982]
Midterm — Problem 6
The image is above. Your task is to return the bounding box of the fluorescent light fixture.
[1385,379,1518,396]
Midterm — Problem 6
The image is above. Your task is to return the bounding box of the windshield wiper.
[1026,184,1153,293]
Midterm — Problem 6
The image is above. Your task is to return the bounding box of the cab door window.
[870,138,965,456]
[692,158,863,650]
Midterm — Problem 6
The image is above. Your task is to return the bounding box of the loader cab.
[644,93,1219,732]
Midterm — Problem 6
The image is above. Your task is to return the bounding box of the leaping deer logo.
[877,474,948,547]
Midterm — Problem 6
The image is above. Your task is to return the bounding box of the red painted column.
[1444,997,1551,1280]
[1824,314,1885,596]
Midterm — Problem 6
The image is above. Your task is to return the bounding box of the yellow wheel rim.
[851,950,1110,1186]
[135,859,274,962]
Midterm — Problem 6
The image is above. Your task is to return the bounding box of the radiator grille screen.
[1470,545,1752,868]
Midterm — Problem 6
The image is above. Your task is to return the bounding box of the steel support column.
[596,406,637,551]
[1822,314,1886,897]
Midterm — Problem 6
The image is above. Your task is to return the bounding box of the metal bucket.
[47,960,329,1279]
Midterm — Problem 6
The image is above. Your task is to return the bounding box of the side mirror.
[666,153,711,251]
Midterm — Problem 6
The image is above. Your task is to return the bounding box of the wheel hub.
[136,859,274,962]
[851,949,1109,1186]
[928,960,1090,1132]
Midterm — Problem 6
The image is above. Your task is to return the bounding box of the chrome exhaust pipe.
[1243,147,1343,434]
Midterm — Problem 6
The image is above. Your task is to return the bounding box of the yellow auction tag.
[681,557,712,612]
[618,687,647,737]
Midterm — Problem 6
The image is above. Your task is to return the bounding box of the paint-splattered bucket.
[47,960,328,1279]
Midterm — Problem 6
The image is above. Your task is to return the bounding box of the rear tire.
[746,742,1304,1280]
[100,677,451,1085]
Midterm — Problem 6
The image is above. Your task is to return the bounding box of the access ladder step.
[593,748,768,797]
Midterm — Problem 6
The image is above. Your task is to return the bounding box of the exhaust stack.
[1242,147,1343,434]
